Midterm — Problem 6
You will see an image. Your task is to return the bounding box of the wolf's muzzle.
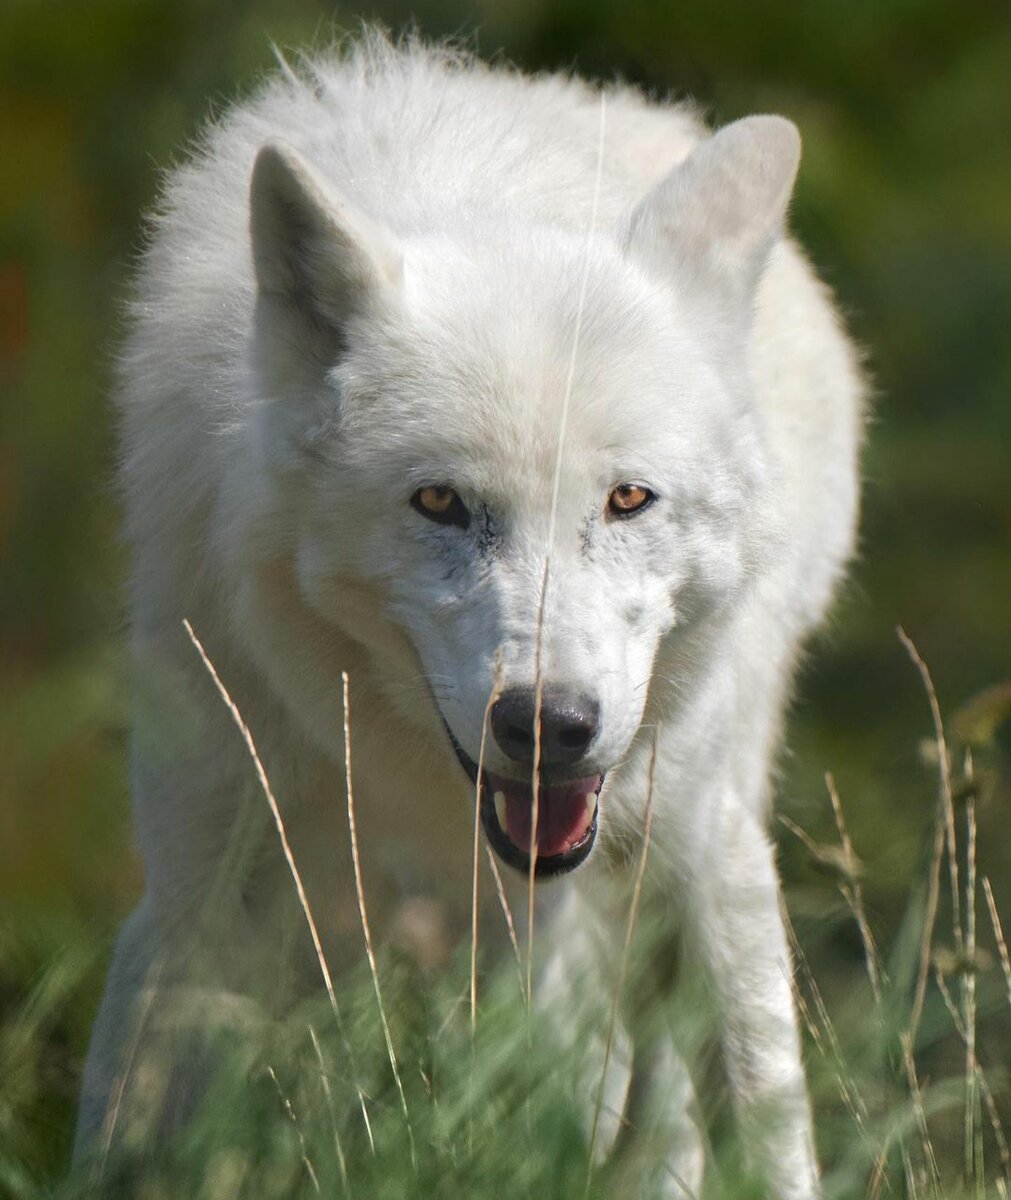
[443,721,602,877]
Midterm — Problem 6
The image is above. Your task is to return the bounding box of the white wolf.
[77,32,862,1197]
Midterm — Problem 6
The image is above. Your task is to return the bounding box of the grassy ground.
[2,649,1010,1198]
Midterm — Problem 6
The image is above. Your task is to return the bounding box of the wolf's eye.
[607,484,656,519]
[411,485,470,529]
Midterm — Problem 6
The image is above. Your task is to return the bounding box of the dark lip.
[443,724,603,878]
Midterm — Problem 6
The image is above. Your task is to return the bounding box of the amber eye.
[411,485,470,529]
[607,483,656,519]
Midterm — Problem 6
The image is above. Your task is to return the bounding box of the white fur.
[78,33,863,1196]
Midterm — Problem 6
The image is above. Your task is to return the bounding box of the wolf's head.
[236,116,799,876]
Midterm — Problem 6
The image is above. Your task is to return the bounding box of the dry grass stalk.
[91,957,164,1188]
[584,730,657,1197]
[783,939,888,1195]
[526,91,607,1010]
[909,805,947,1048]
[962,749,981,1187]
[485,846,525,994]
[868,1134,896,1200]
[340,670,416,1168]
[896,631,982,1192]
[900,1145,921,1200]
[468,660,503,1157]
[982,877,1011,1014]
[430,982,474,1046]
[777,812,828,860]
[899,1031,943,1195]
[933,966,966,1038]
[781,902,870,1136]
[527,586,546,1010]
[183,619,374,1151]
[472,659,504,1032]
[266,1064,321,1193]
[308,1024,350,1196]
[929,960,1010,1182]
[826,772,883,1002]
[895,630,952,1046]
[978,1067,1009,1186]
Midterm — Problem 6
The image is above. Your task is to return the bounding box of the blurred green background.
[2,0,1009,1183]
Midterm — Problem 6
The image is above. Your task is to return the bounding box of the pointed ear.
[625,116,800,310]
[250,141,402,330]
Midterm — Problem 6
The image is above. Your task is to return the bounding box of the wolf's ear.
[250,141,402,331]
[625,116,800,311]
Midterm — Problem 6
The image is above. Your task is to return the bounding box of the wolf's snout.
[490,687,600,768]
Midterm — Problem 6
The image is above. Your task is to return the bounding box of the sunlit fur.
[78,32,863,1196]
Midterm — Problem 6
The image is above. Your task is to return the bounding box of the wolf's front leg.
[74,895,274,1166]
[689,803,819,1200]
[538,888,706,1198]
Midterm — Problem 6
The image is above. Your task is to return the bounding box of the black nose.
[490,687,600,768]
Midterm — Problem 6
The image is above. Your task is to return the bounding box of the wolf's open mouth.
[444,729,603,877]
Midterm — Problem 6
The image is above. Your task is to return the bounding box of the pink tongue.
[496,775,600,858]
